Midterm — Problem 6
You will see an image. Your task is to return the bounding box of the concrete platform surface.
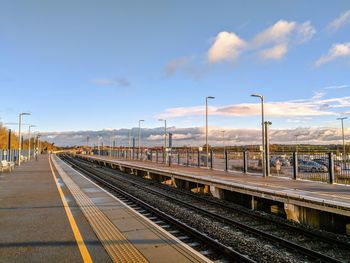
[0,154,209,262]
[0,154,110,263]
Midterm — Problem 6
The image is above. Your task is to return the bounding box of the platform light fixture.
[337,117,348,165]
[28,124,36,161]
[251,93,265,177]
[205,96,215,168]
[18,112,31,166]
[138,120,144,155]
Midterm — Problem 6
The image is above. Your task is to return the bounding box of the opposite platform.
[78,155,350,220]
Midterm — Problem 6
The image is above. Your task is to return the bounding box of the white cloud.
[295,21,316,44]
[253,20,296,46]
[315,42,350,66]
[164,57,192,76]
[259,44,287,60]
[164,56,205,78]
[253,20,315,60]
[323,85,348,90]
[165,19,315,74]
[158,94,350,119]
[207,31,246,63]
[206,20,315,64]
[327,10,350,31]
[92,77,130,87]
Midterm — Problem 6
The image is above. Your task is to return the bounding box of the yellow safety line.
[48,155,93,263]
[52,156,148,263]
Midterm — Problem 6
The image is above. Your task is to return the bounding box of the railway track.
[61,154,350,262]
[60,154,253,263]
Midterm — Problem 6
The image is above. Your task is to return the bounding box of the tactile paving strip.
[52,157,148,263]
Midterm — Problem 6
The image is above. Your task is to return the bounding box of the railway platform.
[0,154,208,262]
[78,154,350,235]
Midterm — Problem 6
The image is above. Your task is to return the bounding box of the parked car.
[298,160,328,173]
[271,156,290,167]
[312,158,341,174]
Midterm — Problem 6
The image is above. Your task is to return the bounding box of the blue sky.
[1,0,350,135]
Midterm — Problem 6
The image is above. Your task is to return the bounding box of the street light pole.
[18,112,30,166]
[28,124,36,160]
[158,119,167,163]
[138,120,144,156]
[337,117,347,164]
[251,94,265,177]
[221,130,225,154]
[264,121,272,176]
[97,136,102,156]
[206,96,215,168]
[128,129,131,159]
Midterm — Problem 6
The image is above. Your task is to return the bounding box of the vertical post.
[8,129,12,162]
[164,120,167,164]
[243,151,248,173]
[293,152,298,180]
[205,96,215,168]
[187,148,189,166]
[225,150,228,171]
[210,150,213,169]
[197,150,200,167]
[132,138,135,160]
[28,126,31,160]
[18,114,22,165]
[156,150,158,163]
[150,150,153,162]
[168,133,173,167]
[264,121,271,176]
[328,152,334,184]
[138,120,144,157]
[206,98,208,168]
[128,130,131,159]
[261,97,265,177]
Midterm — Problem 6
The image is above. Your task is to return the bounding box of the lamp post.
[251,93,265,177]
[97,136,102,156]
[128,129,131,159]
[206,96,215,168]
[138,120,144,156]
[221,130,225,154]
[36,134,41,159]
[18,112,30,166]
[158,119,167,163]
[295,134,299,153]
[28,124,36,160]
[264,121,272,176]
[337,117,347,165]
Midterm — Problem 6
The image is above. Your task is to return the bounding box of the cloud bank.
[157,94,350,119]
[41,126,350,147]
[208,19,315,63]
